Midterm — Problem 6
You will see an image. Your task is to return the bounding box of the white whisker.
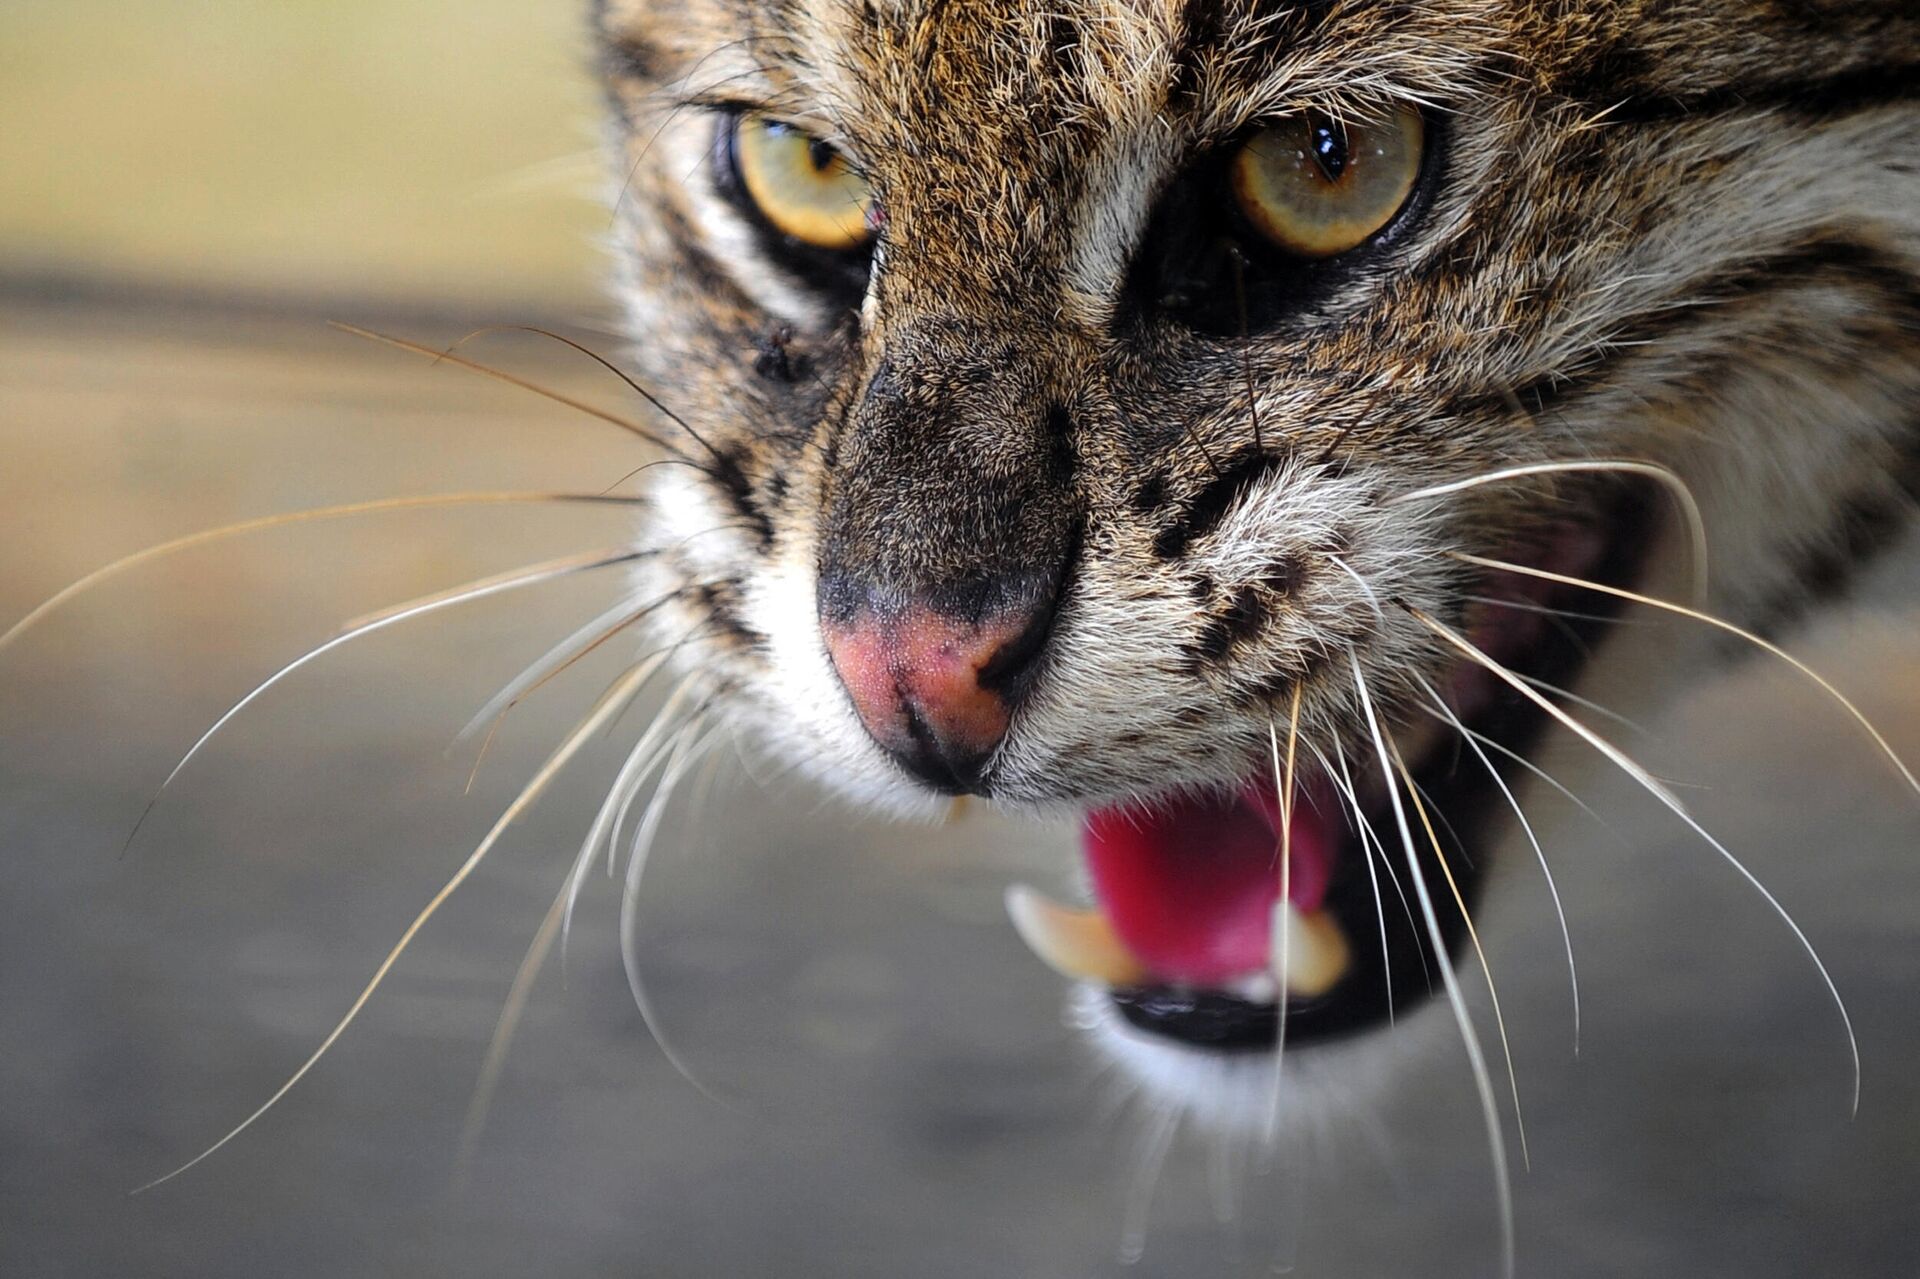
[1351,650,1515,1279]
[124,546,647,852]
[131,656,659,1195]
[1409,604,1861,1115]
[1389,458,1708,606]
[1453,551,1920,802]
[0,491,647,658]
[1389,734,1531,1172]
[1415,673,1581,1056]
[1118,1101,1181,1266]
[559,664,694,974]
[1317,741,1419,998]
[453,878,571,1184]
[618,718,738,1109]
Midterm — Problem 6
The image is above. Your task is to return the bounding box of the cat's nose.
[820,572,1058,794]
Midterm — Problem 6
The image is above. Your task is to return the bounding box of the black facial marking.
[1132,470,1170,515]
[710,442,775,547]
[1571,63,1920,124]
[696,578,769,652]
[1749,416,1920,639]
[1153,450,1288,560]
[1044,403,1079,487]
[1188,581,1270,666]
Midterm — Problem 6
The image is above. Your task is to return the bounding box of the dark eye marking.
[1151,450,1288,560]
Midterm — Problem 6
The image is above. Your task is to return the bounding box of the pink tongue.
[1081,781,1334,985]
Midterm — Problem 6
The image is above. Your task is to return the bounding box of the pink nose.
[822,602,1045,792]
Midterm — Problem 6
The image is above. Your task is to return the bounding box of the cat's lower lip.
[1007,486,1659,1053]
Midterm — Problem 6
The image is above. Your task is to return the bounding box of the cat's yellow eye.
[733,114,875,252]
[1229,107,1425,258]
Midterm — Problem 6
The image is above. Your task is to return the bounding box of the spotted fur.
[592,0,1919,847]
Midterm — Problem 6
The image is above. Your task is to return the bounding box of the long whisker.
[567,669,698,965]
[605,683,711,880]
[1452,551,1920,801]
[1118,1102,1181,1266]
[618,716,739,1109]
[1448,720,1622,842]
[1389,734,1531,1171]
[131,657,660,1194]
[1463,592,1640,628]
[1407,603,1861,1115]
[0,491,646,657]
[121,546,651,854]
[1513,672,1649,737]
[1415,673,1581,1057]
[453,876,571,1183]
[1316,741,1421,995]
[1263,683,1305,1150]
[432,325,727,467]
[461,593,691,795]
[1391,459,1709,606]
[458,596,652,745]
[328,323,706,470]
[457,671,717,1175]
[1350,651,1514,1279]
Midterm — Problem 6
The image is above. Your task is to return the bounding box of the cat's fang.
[1271,899,1352,998]
[1004,884,1151,986]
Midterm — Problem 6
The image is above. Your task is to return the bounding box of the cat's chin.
[1067,982,1457,1137]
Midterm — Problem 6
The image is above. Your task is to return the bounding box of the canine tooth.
[1271,900,1352,998]
[1004,884,1150,986]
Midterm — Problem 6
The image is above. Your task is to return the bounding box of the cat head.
[593,0,1919,1110]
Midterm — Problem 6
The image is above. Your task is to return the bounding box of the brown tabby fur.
[590,0,1920,824]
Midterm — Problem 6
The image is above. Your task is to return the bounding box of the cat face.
[595,0,1920,1110]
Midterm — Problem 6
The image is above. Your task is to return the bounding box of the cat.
[582,0,1920,1268]
[19,0,1915,1272]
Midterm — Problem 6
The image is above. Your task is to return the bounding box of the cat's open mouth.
[1008,489,1655,1053]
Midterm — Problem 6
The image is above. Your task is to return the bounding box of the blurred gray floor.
[4,294,1920,1277]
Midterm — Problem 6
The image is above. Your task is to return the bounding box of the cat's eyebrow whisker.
[328,322,711,473]
[1451,551,1920,802]
[1390,458,1709,606]
[1405,602,1862,1116]
[431,324,727,468]
[1414,673,1581,1056]
[121,546,653,855]
[0,491,648,657]
[1349,652,1515,1279]
[1389,731,1532,1172]
[130,656,661,1195]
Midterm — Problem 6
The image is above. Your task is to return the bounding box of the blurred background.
[3,4,1920,1277]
